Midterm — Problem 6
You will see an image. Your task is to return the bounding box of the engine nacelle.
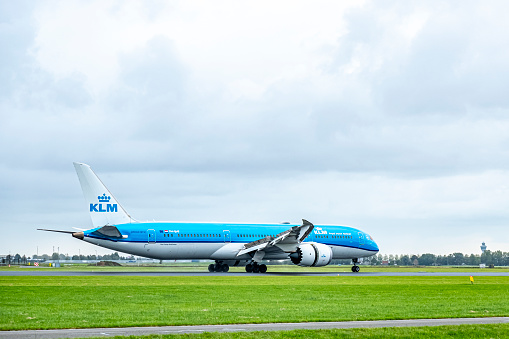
[290,243,333,267]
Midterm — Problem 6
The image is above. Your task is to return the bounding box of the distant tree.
[492,251,504,266]
[399,255,411,266]
[502,252,509,266]
[481,250,493,265]
[51,252,59,260]
[419,253,436,266]
[446,254,454,265]
[469,254,480,265]
[452,252,464,265]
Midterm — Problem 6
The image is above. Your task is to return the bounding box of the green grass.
[0,276,508,330]
[82,324,509,339]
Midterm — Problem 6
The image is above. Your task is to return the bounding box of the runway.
[1,317,508,339]
[1,270,508,277]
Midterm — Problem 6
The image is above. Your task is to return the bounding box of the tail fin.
[73,162,133,227]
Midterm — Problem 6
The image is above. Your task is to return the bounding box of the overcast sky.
[1,1,508,257]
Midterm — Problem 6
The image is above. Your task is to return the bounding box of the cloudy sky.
[1,1,508,257]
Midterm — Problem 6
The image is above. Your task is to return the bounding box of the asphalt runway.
[1,270,509,277]
[1,317,508,339]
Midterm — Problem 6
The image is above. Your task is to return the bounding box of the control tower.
[480,242,487,253]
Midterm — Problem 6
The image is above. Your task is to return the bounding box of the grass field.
[1,276,508,330]
[80,324,509,339]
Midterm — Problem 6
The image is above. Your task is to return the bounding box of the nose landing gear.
[245,262,267,273]
[208,261,229,272]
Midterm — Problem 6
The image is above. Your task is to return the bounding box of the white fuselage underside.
[84,237,374,261]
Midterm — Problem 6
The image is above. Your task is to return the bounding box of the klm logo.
[90,193,118,213]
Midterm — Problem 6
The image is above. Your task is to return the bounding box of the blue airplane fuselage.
[83,222,379,261]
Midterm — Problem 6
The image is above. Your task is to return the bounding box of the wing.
[236,219,314,258]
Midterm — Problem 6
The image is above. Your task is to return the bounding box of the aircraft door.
[223,230,231,243]
[148,229,156,243]
[358,232,365,246]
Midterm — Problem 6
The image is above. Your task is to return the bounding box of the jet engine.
[290,243,332,267]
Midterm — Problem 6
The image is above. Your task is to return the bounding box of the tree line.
[366,250,508,266]
[30,252,134,261]
[3,250,508,266]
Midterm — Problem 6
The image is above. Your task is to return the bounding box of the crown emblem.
[98,193,111,203]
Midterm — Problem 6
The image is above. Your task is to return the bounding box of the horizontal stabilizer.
[37,229,75,234]
[38,228,84,240]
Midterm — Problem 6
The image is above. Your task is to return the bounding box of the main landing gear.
[245,262,267,273]
[208,261,229,272]
[351,258,360,273]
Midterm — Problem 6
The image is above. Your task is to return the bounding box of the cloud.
[1,1,509,255]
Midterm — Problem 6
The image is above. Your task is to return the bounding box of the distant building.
[480,242,487,253]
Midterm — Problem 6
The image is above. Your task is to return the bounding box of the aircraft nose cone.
[72,232,84,240]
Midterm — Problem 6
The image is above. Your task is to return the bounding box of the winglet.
[299,219,314,241]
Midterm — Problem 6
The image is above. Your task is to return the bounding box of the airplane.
[39,163,379,273]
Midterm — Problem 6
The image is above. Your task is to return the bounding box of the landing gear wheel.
[259,264,267,273]
[208,264,215,272]
[252,265,260,273]
[222,264,229,272]
[351,265,360,272]
[245,264,253,273]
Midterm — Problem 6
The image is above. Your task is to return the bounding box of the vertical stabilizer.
[73,162,132,227]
